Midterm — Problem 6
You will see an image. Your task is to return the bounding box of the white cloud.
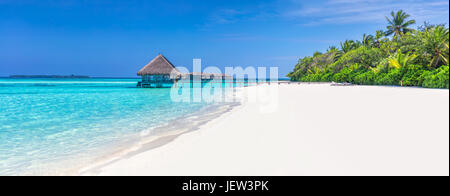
[285,0,449,26]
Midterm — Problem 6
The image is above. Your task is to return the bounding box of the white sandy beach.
[84,84,449,176]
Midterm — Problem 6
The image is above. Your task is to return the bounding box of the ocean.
[0,78,239,175]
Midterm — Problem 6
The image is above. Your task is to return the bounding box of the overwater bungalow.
[137,54,232,88]
[137,54,183,88]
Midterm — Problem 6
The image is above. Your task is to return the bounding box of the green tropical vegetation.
[287,10,449,89]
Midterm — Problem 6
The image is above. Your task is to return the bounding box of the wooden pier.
[137,80,294,88]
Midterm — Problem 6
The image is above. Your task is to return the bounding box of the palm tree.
[385,10,416,38]
[340,40,360,53]
[388,49,418,86]
[362,34,375,47]
[376,30,385,40]
[327,46,339,53]
[326,46,343,62]
[422,26,449,67]
[388,49,418,69]
[374,30,386,48]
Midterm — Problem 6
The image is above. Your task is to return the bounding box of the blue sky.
[0,0,448,77]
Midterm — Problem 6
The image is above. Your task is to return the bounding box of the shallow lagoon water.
[0,78,238,175]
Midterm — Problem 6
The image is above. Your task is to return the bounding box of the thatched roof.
[137,54,182,76]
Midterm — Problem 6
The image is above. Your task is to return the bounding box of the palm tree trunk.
[434,55,440,68]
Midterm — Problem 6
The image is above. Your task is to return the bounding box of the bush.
[353,71,377,85]
[330,64,364,83]
[303,73,322,82]
[401,64,426,86]
[293,64,449,89]
[421,66,449,89]
[287,22,449,89]
[332,46,385,72]
[332,67,352,82]
[320,73,334,81]
[375,68,402,85]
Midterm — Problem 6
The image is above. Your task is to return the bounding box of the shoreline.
[91,84,449,176]
[76,88,243,176]
[275,81,450,90]
[5,84,243,176]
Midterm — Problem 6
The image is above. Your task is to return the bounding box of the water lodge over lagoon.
[137,54,232,88]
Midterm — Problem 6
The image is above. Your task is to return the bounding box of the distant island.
[9,75,90,78]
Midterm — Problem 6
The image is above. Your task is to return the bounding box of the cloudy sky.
[0,0,448,77]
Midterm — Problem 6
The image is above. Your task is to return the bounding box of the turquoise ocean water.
[0,78,239,175]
